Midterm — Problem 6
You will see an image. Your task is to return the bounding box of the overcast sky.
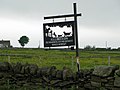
[0,0,120,48]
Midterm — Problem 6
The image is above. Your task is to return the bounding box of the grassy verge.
[0,48,120,71]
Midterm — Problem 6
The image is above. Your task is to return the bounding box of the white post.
[8,56,10,63]
[77,57,80,71]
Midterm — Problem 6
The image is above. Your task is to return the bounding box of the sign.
[43,21,75,47]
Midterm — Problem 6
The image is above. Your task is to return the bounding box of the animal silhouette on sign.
[58,34,63,37]
[53,32,57,37]
[63,31,71,37]
[49,30,53,37]
[45,28,50,37]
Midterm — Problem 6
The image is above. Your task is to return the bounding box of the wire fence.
[0,54,120,70]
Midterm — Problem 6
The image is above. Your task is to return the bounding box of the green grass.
[0,48,120,71]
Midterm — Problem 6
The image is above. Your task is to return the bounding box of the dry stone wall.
[0,62,120,90]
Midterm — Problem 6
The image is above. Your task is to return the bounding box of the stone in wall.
[93,66,118,77]
[114,69,120,89]
[62,67,73,80]
[91,65,119,89]
[50,66,57,79]
[0,62,11,72]
[24,64,30,75]
[114,77,120,88]
[13,62,23,74]
[115,69,120,77]
[29,64,38,75]
[56,70,63,80]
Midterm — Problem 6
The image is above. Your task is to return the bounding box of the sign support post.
[44,3,81,72]
[73,3,80,72]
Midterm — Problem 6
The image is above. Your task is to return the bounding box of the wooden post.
[44,3,82,72]
[108,56,110,66]
[8,56,10,63]
[73,3,80,72]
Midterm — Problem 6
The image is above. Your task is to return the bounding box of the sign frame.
[43,21,75,47]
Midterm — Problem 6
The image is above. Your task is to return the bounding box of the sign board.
[43,21,75,47]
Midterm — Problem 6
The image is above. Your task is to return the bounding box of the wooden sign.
[43,21,75,47]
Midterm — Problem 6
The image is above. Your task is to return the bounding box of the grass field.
[0,48,120,71]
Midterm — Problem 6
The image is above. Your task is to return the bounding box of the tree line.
[83,45,120,51]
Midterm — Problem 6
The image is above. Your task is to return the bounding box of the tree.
[18,36,29,48]
[84,45,96,51]
[84,45,92,50]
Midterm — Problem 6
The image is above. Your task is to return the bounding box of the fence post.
[108,56,110,66]
[8,56,10,63]
[72,56,74,70]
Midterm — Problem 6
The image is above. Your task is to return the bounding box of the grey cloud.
[0,0,120,48]
[0,0,120,28]
[79,0,120,28]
